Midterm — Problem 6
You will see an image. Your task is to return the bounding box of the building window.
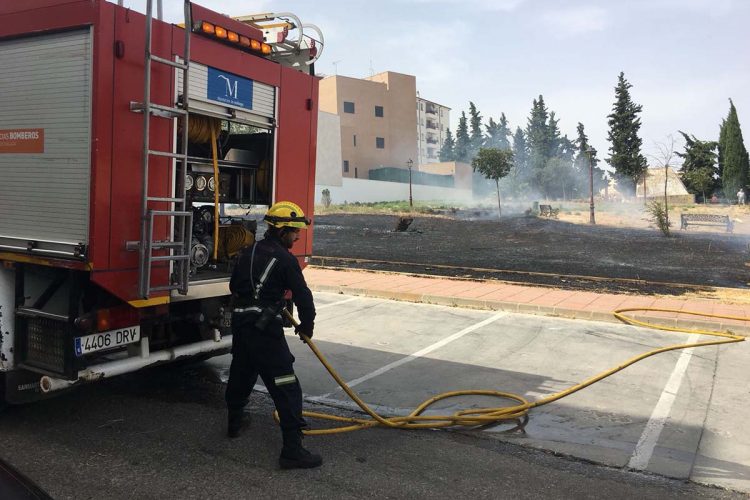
[355,167,358,178]
[375,105,384,117]
[343,160,349,173]
[353,135,357,147]
[343,101,355,114]
[376,137,385,149]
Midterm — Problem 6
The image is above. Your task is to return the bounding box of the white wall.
[315,177,472,204]
[315,111,343,187]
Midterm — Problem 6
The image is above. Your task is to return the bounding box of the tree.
[439,128,456,161]
[472,148,514,216]
[468,102,484,158]
[574,122,606,198]
[485,118,500,149]
[496,113,512,150]
[547,111,562,159]
[542,157,576,201]
[718,99,750,198]
[676,131,718,202]
[649,135,677,231]
[485,113,512,151]
[606,72,647,196]
[526,95,550,179]
[455,112,470,163]
[510,127,530,195]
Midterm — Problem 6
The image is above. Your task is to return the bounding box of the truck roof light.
[194,20,272,59]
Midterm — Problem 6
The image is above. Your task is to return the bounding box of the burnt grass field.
[310,212,750,296]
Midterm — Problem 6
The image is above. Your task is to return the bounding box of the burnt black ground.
[311,213,750,296]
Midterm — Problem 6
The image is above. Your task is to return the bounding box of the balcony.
[426,121,438,130]
[425,104,438,115]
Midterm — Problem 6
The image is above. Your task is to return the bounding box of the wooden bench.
[539,204,559,218]
[680,213,733,233]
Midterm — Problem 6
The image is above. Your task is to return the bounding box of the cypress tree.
[574,122,605,197]
[512,127,529,174]
[511,127,530,194]
[468,102,484,158]
[485,118,500,149]
[526,95,550,181]
[606,72,647,195]
[496,113,512,150]
[455,112,470,163]
[719,99,749,197]
[547,111,562,158]
[439,128,456,162]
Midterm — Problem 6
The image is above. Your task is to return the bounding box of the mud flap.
[2,369,62,405]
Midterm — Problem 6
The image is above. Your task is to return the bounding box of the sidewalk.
[304,267,750,336]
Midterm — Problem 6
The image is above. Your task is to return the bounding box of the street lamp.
[586,147,596,225]
[407,159,414,207]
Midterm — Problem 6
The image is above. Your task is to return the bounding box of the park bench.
[680,213,733,233]
[539,204,559,218]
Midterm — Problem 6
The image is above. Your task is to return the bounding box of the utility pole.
[407,159,414,207]
[587,148,596,224]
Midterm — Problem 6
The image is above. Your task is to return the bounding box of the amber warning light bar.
[195,20,272,55]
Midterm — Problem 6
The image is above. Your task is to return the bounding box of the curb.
[309,284,750,336]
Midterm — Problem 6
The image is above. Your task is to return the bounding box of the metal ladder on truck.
[131,0,193,299]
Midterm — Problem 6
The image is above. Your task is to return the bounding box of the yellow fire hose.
[274,307,750,435]
[209,127,220,261]
[279,308,745,435]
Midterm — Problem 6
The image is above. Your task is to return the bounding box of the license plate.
[74,326,141,356]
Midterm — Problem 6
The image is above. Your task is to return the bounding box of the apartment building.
[416,94,451,166]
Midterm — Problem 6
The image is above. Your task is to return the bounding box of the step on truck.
[0,0,323,404]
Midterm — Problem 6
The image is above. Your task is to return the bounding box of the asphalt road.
[0,292,747,499]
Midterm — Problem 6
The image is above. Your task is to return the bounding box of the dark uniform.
[225,232,315,434]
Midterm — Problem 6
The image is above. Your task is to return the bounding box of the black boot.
[227,409,250,438]
[279,429,322,469]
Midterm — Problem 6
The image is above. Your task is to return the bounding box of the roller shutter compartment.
[0,29,93,259]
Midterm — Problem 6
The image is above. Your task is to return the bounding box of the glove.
[295,324,313,342]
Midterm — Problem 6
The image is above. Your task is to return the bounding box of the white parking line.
[627,333,701,470]
[314,311,508,399]
[315,296,359,310]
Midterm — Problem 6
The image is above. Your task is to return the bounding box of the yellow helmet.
[264,201,311,229]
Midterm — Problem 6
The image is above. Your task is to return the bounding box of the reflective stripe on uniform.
[274,374,297,386]
[254,257,278,300]
[233,306,263,314]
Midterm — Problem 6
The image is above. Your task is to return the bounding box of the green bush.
[646,201,671,236]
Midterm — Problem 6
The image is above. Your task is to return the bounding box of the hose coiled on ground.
[278,308,745,435]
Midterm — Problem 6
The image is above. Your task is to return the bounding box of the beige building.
[318,71,419,179]
[635,167,694,204]
[417,94,451,166]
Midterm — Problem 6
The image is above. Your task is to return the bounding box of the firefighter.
[225,201,322,469]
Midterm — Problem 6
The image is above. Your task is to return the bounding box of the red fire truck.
[0,0,322,404]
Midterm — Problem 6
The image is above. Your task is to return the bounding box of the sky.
[129,0,749,165]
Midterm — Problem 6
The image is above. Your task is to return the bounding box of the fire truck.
[0,0,323,404]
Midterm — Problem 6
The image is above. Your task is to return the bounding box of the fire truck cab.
[0,0,322,403]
